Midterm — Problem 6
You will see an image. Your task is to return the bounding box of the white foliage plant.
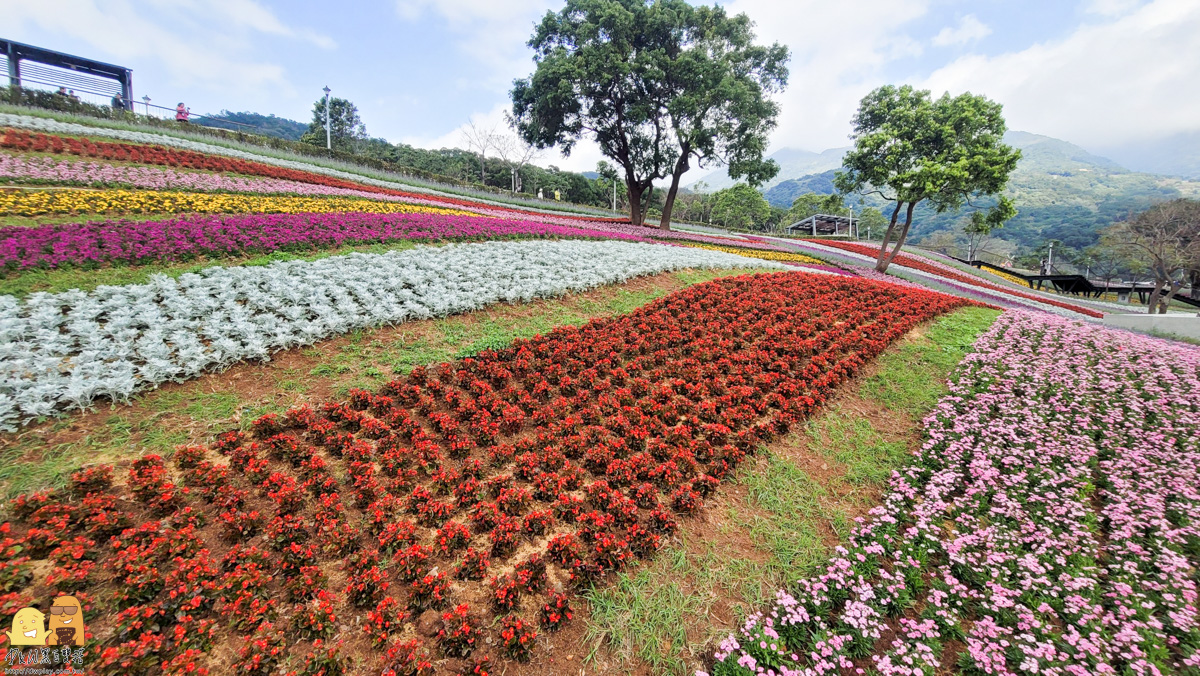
[0,239,779,429]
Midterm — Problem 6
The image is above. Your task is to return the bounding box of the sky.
[2,0,1198,174]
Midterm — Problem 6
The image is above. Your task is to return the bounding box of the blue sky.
[3,0,1198,172]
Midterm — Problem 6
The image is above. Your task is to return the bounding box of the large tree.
[711,183,770,230]
[510,0,788,229]
[300,96,368,153]
[834,85,1020,273]
[1104,199,1200,314]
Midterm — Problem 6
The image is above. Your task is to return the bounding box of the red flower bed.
[807,239,1104,318]
[0,128,629,225]
[0,272,973,673]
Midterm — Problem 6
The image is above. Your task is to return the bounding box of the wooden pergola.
[786,214,856,238]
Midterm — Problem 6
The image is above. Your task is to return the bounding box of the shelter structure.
[2,38,133,109]
[786,214,856,238]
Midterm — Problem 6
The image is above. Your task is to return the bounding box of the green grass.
[0,267,772,499]
[581,305,1001,675]
[0,241,423,297]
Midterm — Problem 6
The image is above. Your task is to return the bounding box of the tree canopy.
[1103,199,1200,313]
[711,183,770,230]
[301,96,368,153]
[787,192,846,223]
[510,0,788,229]
[834,85,1020,272]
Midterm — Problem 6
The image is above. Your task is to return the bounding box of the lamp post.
[142,95,151,116]
[322,86,331,150]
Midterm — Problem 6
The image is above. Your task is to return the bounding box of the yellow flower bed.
[983,267,1032,287]
[0,189,478,218]
[684,243,825,265]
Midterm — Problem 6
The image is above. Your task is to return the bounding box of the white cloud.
[932,15,992,47]
[920,0,1200,148]
[394,0,555,91]
[1084,0,1142,16]
[720,0,932,152]
[1,0,334,98]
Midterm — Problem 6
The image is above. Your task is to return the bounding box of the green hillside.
[760,131,1200,250]
[197,110,309,140]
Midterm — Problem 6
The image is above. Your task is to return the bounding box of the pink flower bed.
[704,310,1200,675]
[0,211,652,270]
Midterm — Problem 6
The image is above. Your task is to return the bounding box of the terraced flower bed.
[805,239,1104,318]
[0,211,652,271]
[706,310,1199,675]
[0,127,627,224]
[0,272,972,675]
[0,240,769,428]
[0,188,479,219]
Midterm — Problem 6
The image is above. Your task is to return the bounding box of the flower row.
[0,153,483,205]
[0,118,621,222]
[704,310,1199,675]
[0,188,475,219]
[682,243,829,266]
[806,239,1105,318]
[0,210,651,271]
[0,271,974,674]
[0,239,778,428]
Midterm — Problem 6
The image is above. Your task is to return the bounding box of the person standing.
[175,102,190,123]
[111,93,125,110]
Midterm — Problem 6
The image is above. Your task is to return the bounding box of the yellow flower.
[0,189,480,219]
[682,243,825,265]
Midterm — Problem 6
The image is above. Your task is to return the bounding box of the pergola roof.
[786,214,854,233]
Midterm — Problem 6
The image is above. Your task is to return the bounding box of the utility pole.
[612,181,617,212]
[1048,242,1054,272]
[322,86,331,150]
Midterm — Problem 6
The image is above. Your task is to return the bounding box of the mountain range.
[690,131,1200,251]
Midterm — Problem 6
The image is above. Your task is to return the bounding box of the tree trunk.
[875,202,904,272]
[877,202,916,274]
[1158,280,1183,314]
[627,180,644,226]
[1144,278,1167,315]
[658,151,690,231]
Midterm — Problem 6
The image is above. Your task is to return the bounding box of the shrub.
[540,591,573,631]
[437,603,479,658]
[409,572,451,612]
[498,615,538,662]
[453,548,490,581]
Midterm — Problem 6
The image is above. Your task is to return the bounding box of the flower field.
[0,272,973,675]
[0,240,772,428]
[0,188,481,219]
[7,106,1198,676]
[0,211,653,271]
[0,117,624,221]
[683,243,829,267]
[803,240,1105,318]
[705,310,1200,675]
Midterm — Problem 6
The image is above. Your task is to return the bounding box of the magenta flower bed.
[0,211,651,270]
[704,310,1200,676]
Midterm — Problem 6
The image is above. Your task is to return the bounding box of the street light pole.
[322,86,331,151]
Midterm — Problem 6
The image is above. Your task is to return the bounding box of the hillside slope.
[757,131,1200,249]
